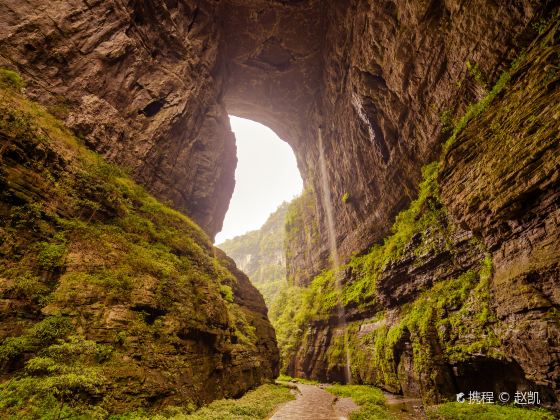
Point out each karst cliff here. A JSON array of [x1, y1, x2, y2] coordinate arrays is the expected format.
[[0, 0, 559, 416]]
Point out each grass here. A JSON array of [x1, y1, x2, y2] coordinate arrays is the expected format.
[[276, 374, 319, 385], [111, 384, 295, 420], [427, 402, 556, 419], [0, 68, 25, 91], [326, 384, 390, 420]]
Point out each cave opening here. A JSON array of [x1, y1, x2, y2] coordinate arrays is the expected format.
[[215, 116, 303, 245]]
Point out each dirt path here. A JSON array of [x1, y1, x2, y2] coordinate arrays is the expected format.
[[270, 383, 358, 420]]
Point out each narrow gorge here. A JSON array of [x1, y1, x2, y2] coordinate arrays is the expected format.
[[0, 0, 559, 418]]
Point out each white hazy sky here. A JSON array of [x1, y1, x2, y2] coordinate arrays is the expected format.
[[215, 116, 303, 244]]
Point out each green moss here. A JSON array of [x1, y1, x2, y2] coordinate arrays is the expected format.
[[112, 384, 294, 420], [326, 384, 390, 420], [0, 68, 25, 91], [439, 108, 454, 133], [443, 51, 528, 153], [271, 161, 446, 372], [0, 65, 273, 416], [36, 238, 67, 270], [426, 402, 555, 419], [276, 374, 318, 385], [219, 284, 234, 303], [0, 335, 110, 419], [466, 60, 486, 88]]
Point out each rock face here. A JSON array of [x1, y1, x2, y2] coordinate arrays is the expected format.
[[279, 17, 560, 409], [285, 0, 547, 283], [439, 25, 560, 404], [1, 0, 559, 413], [219, 202, 289, 305], [0, 81, 277, 416], [0, 0, 548, 261], [0, 0, 236, 239]]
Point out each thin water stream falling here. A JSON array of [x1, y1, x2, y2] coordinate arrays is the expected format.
[[317, 127, 352, 384]]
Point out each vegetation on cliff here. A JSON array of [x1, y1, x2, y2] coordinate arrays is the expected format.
[[270, 15, 560, 413], [219, 202, 289, 305], [0, 71, 277, 418]]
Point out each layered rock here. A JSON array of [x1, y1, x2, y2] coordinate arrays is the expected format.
[[279, 17, 560, 409], [440, 23, 560, 403], [0, 81, 277, 416], [286, 0, 548, 283], [1, 0, 558, 413], [0, 0, 235, 239]]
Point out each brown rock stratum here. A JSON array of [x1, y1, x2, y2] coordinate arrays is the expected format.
[[1, 0, 559, 412]]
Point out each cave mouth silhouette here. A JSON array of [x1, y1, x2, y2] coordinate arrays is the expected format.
[[215, 115, 303, 244]]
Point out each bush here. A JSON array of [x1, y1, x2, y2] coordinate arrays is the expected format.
[[0, 68, 25, 91], [326, 384, 389, 420], [219, 284, 234, 303], [37, 240, 67, 270]]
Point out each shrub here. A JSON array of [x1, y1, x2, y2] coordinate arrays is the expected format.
[[37, 240, 67, 270], [327, 384, 389, 420], [219, 284, 234, 303], [0, 68, 25, 91]]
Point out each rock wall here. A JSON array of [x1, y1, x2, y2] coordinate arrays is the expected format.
[[281, 17, 560, 408], [0, 81, 277, 416], [286, 0, 548, 284], [1, 0, 558, 412], [0, 0, 235, 239]]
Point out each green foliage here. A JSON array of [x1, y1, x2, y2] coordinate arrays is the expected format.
[[531, 9, 560, 35], [112, 384, 294, 419], [271, 161, 444, 371], [343, 161, 441, 307], [426, 402, 555, 419], [0, 68, 25, 91], [443, 53, 526, 153], [36, 239, 67, 270], [275, 374, 318, 385], [5, 272, 51, 305], [0, 335, 110, 419], [326, 384, 390, 420], [466, 60, 486, 88], [439, 108, 454, 133], [0, 315, 73, 366], [0, 68, 270, 417], [341, 192, 350, 203], [219, 284, 234, 303]]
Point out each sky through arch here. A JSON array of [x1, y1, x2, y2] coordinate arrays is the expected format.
[[215, 116, 303, 244]]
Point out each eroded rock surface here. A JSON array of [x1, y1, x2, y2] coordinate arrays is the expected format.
[[0, 0, 235, 239], [0, 83, 277, 415]]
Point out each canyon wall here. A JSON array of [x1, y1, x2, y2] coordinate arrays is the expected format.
[[1, 0, 558, 413], [281, 13, 560, 409], [0, 0, 235, 239], [0, 78, 278, 416], [286, 0, 547, 284]]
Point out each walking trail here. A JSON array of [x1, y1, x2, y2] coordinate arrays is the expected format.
[[269, 383, 358, 420]]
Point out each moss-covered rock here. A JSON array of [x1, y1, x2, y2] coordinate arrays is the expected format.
[[0, 75, 278, 417]]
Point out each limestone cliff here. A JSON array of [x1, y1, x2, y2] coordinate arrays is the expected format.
[[276, 16, 560, 409], [0, 77, 278, 416], [0, 0, 558, 415], [0, 0, 235, 239]]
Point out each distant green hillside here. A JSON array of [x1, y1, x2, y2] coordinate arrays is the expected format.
[[219, 202, 289, 305]]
